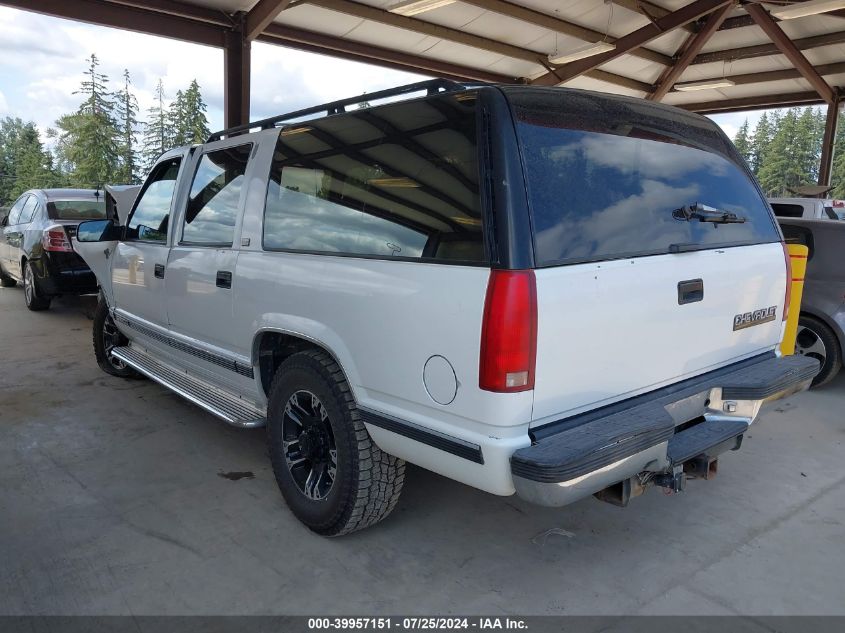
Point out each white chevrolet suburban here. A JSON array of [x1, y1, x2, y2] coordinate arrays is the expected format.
[[74, 80, 819, 536]]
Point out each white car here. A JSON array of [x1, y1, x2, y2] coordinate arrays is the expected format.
[[768, 197, 840, 220], [74, 80, 819, 536]]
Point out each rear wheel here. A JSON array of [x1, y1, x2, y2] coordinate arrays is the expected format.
[[267, 349, 405, 536], [795, 315, 842, 388], [92, 297, 139, 378], [23, 261, 50, 311]]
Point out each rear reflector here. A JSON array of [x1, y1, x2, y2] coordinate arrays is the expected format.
[[42, 225, 73, 253], [479, 270, 537, 393], [781, 242, 791, 321]]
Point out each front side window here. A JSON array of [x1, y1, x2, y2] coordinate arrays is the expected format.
[[182, 144, 251, 246], [128, 158, 182, 242], [263, 92, 485, 263]]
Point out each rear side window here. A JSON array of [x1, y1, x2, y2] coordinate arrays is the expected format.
[[506, 88, 780, 267], [263, 92, 485, 263], [183, 144, 251, 246], [18, 196, 38, 224], [7, 196, 27, 224], [128, 158, 181, 242], [771, 203, 805, 218]]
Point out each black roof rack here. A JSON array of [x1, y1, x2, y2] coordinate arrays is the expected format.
[[207, 78, 469, 143]]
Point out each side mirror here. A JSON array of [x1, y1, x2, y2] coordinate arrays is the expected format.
[[77, 219, 122, 242]]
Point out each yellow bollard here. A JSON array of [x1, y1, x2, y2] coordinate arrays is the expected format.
[[780, 243, 808, 356]]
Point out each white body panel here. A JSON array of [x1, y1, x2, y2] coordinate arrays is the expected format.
[[233, 252, 534, 495], [532, 244, 786, 423]]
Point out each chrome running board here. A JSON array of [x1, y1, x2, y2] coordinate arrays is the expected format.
[[111, 346, 265, 428]]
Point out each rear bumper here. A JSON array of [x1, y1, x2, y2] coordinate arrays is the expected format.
[[511, 354, 819, 507], [31, 254, 98, 296]]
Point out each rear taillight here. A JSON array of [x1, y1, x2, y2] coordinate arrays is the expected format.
[[782, 242, 791, 321], [479, 270, 537, 393], [42, 225, 73, 253]]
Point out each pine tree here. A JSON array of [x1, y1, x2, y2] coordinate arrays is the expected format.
[[733, 119, 752, 167], [0, 119, 57, 200], [0, 117, 28, 204], [167, 89, 188, 147], [758, 109, 800, 196], [54, 53, 121, 188], [749, 112, 773, 175], [141, 79, 169, 174], [114, 69, 140, 184], [182, 80, 210, 144]]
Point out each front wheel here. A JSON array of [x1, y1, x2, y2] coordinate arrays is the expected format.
[[795, 315, 842, 388], [23, 261, 50, 311], [92, 297, 139, 378], [267, 350, 405, 536]]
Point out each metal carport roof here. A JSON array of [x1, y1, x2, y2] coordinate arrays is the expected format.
[[3, 0, 844, 183]]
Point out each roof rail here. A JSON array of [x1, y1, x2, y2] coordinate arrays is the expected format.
[[207, 78, 467, 143]]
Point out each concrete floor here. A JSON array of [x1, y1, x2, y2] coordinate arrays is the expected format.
[[1, 286, 843, 617]]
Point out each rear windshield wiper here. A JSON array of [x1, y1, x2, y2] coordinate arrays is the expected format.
[[672, 203, 747, 224]]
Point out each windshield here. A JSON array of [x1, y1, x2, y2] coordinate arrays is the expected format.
[[48, 199, 107, 220], [505, 88, 781, 267]]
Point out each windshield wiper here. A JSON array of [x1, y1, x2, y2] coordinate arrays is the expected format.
[[672, 203, 746, 224]]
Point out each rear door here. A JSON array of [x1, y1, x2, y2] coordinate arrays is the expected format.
[[164, 140, 253, 378], [504, 88, 786, 423]]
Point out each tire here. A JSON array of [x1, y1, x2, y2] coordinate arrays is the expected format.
[[796, 314, 842, 388], [23, 260, 50, 311], [92, 297, 140, 378], [267, 349, 405, 536]]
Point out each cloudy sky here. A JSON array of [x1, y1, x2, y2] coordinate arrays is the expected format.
[[0, 5, 769, 145]]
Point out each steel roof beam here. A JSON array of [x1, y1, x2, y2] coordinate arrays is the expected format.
[[819, 93, 841, 186], [0, 0, 226, 46], [301, 0, 654, 90], [693, 29, 845, 65], [533, 0, 732, 86], [648, 3, 731, 101], [258, 24, 516, 83], [457, 0, 672, 66], [613, 0, 697, 33], [678, 89, 828, 114], [245, 0, 293, 40], [745, 3, 835, 104]]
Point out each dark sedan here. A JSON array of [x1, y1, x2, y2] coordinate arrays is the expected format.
[[779, 217, 845, 387], [0, 188, 106, 310]]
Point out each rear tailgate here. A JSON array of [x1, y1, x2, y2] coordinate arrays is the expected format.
[[532, 244, 785, 420], [502, 87, 786, 424]]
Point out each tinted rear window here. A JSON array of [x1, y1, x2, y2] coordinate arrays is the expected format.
[[48, 199, 107, 220], [505, 88, 780, 267]]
